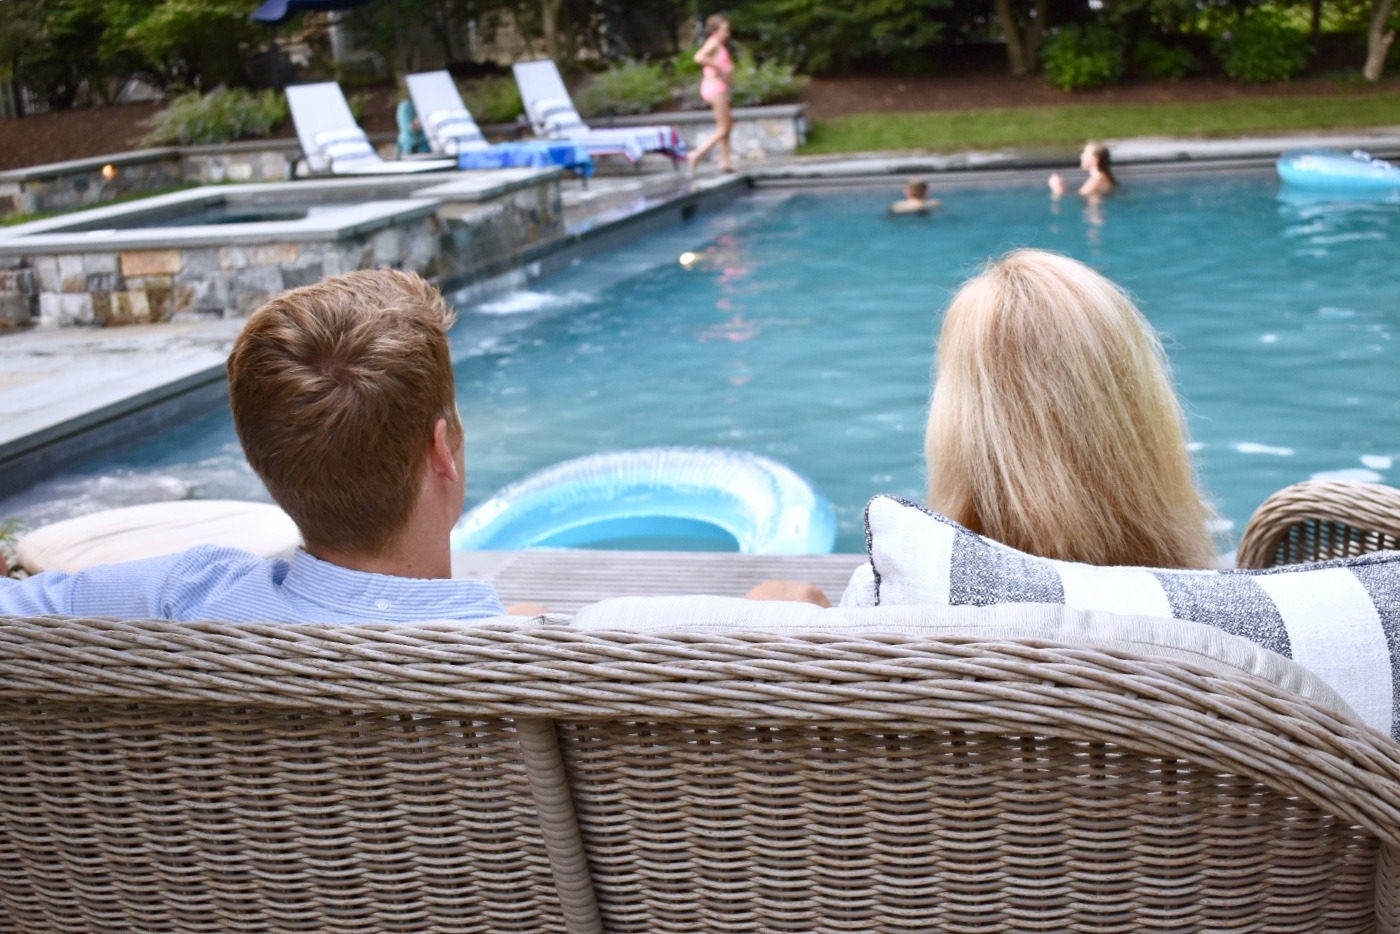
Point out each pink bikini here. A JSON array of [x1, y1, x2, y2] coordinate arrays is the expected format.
[[700, 44, 733, 105]]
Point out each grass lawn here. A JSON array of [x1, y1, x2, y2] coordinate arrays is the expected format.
[[803, 92, 1400, 154]]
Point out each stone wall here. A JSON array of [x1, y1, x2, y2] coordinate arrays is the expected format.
[[180, 143, 300, 185], [612, 104, 807, 163], [2, 173, 563, 328], [0, 152, 184, 217], [0, 262, 33, 332]]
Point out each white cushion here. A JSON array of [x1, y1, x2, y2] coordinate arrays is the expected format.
[[427, 109, 479, 136], [856, 494, 1400, 739], [573, 595, 1356, 722], [17, 500, 301, 574], [313, 127, 369, 147], [534, 97, 584, 133], [311, 128, 376, 165]]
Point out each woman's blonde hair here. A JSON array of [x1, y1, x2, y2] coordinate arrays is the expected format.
[[925, 249, 1216, 568]]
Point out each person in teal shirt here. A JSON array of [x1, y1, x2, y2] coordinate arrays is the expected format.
[[397, 98, 430, 155]]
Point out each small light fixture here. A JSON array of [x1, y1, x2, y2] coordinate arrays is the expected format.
[[100, 163, 118, 181]]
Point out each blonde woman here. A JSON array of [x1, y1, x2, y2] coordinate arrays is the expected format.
[[687, 14, 737, 174], [747, 249, 1216, 607], [1049, 141, 1117, 199], [923, 248, 1214, 569]]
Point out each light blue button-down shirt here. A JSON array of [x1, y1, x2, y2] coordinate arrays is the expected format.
[[0, 545, 505, 623]]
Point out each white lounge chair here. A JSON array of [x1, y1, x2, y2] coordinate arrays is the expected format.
[[512, 60, 686, 166], [402, 70, 594, 177], [285, 82, 456, 176], [403, 71, 494, 156]]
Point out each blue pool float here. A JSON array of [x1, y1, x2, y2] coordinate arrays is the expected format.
[[452, 447, 837, 554], [1276, 149, 1400, 190]]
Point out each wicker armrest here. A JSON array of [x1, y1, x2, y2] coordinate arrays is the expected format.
[[1236, 479, 1400, 569]]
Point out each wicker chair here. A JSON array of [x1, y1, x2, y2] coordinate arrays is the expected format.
[[1236, 479, 1400, 569], [0, 614, 1394, 933]]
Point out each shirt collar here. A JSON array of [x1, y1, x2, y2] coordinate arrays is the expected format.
[[280, 549, 505, 620]]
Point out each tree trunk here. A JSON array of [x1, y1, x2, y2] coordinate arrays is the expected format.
[[1024, 0, 1048, 74], [541, 0, 563, 63], [1310, 0, 1323, 43], [1365, 0, 1396, 80], [995, 0, 1028, 75]]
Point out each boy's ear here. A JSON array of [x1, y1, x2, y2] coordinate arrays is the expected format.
[[428, 418, 459, 481]]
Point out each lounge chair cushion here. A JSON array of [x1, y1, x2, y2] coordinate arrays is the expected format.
[[313, 128, 376, 165], [534, 97, 586, 134], [850, 493, 1400, 740], [572, 595, 1356, 722], [426, 109, 487, 150]]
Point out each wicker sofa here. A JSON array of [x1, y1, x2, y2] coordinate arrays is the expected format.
[[0, 600, 1396, 934]]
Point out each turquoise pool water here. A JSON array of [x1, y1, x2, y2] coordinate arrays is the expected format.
[[6, 169, 1399, 554]]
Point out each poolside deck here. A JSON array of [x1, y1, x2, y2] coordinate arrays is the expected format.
[[453, 549, 866, 613]]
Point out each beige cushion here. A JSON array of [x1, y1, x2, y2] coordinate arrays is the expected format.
[[572, 595, 1357, 722], [17, 500, 301, 574]]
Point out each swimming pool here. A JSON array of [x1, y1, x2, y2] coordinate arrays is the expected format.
[[5, 168, 1399, 554]]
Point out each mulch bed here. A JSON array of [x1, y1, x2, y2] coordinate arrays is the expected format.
[[0, 72, 1395, 172]]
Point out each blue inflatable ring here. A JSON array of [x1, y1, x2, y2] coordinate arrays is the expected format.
[[1277, 149, 1400, 190], [452, 447, 837, 554]]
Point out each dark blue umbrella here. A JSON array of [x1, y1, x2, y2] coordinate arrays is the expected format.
[[252, 0, 377, 25]]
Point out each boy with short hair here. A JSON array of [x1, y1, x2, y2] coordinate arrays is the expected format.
[[0, 269, 509, 623]]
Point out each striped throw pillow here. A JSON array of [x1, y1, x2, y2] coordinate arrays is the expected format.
[[861, 494, 1400, 740]]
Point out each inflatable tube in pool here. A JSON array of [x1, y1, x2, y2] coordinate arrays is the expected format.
[[452, 447, 837, 554], [1277, 149, 1400, 190]]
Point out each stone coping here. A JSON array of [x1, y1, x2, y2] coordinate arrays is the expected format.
[[747, 129, 1400, 183], [0, 195, 441, 254], [0, 167, 558, 254], [604, 103, 805, 129], [0, 148, 183, 183]]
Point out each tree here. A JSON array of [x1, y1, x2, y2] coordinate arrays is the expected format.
[[731, 0, 953, 74], [116, 0, 265, 89], [993, 0, 1048, 75], [1364, 0, 1395, 78]]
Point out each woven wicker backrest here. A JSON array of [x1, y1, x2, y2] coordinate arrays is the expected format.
[[1237, 479, 1400, 568], [0, 616, 1395, 933], [0, 618, 576, 934]]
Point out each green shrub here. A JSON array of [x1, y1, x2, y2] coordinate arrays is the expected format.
[[462, 75, 522, 124], [347, 92, 369, 123], [669, 50, 703, 85], [1132, 37, 1196, 81], [1214, 13, 1311, 82], [1042, 24, 1126, 92], [730, 52, 808, 106], [143, 87, 287, 146], [578, 60, 674, 116]]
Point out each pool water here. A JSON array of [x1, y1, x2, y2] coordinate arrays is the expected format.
[[6, 170, 1400, 554]]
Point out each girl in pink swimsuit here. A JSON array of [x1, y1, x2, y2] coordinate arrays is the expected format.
[[688, 15, 737, 174]]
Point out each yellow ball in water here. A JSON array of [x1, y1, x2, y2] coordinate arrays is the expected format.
[[678, 251, 700, 269]]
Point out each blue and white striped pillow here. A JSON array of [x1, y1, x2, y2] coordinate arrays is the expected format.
[[861, 494, 1400, 740]]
